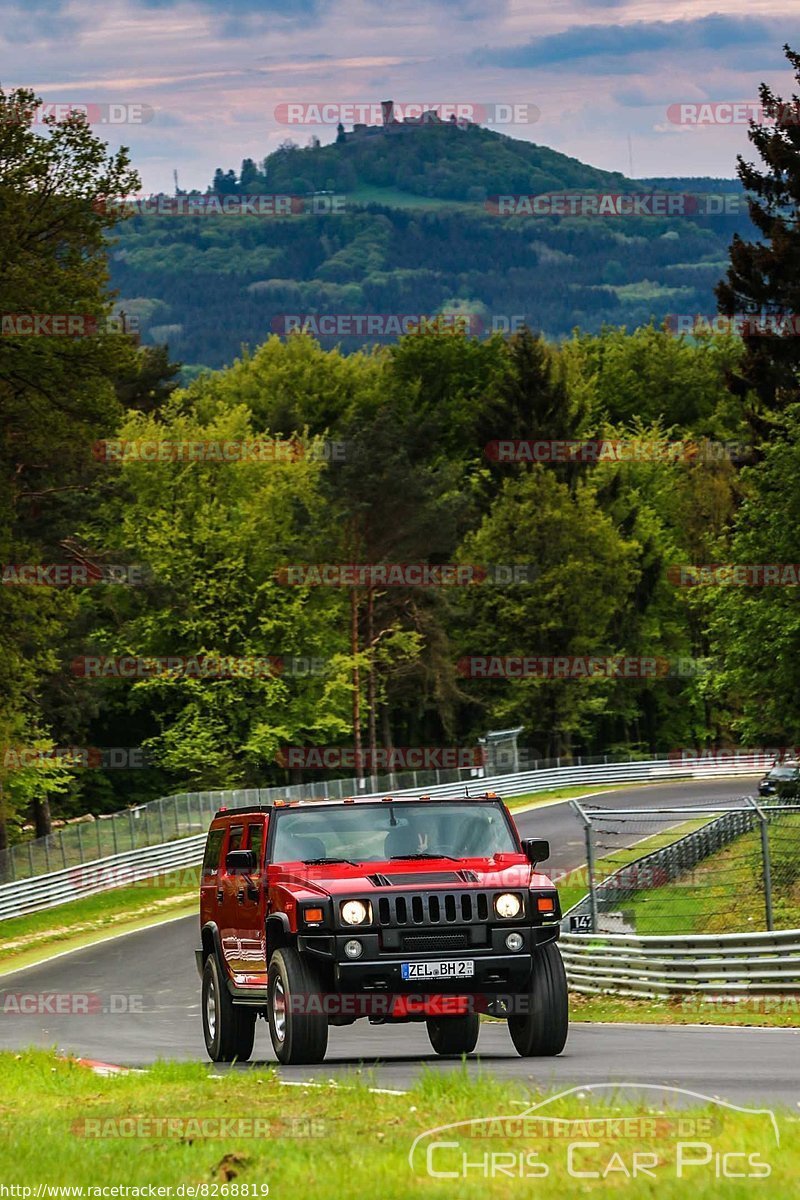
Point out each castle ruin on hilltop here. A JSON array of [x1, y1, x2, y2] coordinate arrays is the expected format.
[[339, 100, 469, 142]]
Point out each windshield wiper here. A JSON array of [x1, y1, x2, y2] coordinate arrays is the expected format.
[[301, 857, 359, 866], [389, 853, 458, 861]]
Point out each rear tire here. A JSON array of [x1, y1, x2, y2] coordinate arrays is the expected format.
[[202, 955, 256, 1063], [507, 941, 568, 1056], [267, 947, 329, 1064], [426, 1012, 480, 1056]]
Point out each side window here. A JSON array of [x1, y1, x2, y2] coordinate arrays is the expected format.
[[202, 828, 224, 876], [228, 825, 244, 853], [248, 823, 265, 869]]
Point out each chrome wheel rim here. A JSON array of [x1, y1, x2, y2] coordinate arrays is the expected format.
[[206, 973, 217, 1040], [272, 977, 286, 1042]]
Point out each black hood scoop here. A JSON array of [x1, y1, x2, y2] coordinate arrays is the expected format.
[[366, 871, 463, 887]]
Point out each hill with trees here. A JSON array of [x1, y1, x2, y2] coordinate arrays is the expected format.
[[110, 122, 753, 373]]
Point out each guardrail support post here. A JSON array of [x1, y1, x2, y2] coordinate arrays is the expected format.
[[748, 798, 774, 931], [571, 800, 598, 933]]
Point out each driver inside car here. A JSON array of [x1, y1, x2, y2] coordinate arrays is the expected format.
[[384, 819, 431, 857]]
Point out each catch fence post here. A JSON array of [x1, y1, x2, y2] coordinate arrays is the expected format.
[[747, 797, 774, 931], [571, 799, 598, 933]]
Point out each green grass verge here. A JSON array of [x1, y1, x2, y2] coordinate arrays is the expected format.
[[0, 868, 198, 973], [0, 1050, 794, 1197], [622, 825, 800, 935], [569, 992, 800, 1028]]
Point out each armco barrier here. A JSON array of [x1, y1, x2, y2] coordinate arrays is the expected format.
[[560, 928, 800, 997], [0, 836, 206, 921], [0, 755, 764, 920]]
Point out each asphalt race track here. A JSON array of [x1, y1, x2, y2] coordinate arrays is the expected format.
[[2, 776, 797, 1106]]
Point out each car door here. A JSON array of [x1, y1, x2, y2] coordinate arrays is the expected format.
[[233, 819, 268, 979], [219, 823, 245, 972], [199, 824, 225, 926]]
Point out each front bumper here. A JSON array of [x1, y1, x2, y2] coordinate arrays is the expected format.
[[298, 923, 558, 993]]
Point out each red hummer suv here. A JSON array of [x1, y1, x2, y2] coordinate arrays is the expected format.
[[196, 792, 567, 1064]]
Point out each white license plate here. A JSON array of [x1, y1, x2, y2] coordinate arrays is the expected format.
[[401, 960, 475, 980]]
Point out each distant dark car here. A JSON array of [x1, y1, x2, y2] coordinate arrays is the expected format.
[[758, 763, 800, 797]]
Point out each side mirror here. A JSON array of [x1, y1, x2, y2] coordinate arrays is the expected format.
[[521, 838, 550, 865], [226, 848, 256, 874]]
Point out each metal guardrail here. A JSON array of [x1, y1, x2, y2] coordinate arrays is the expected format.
[[0, 755, 766, 921], [355, 755, 766, 802], [0, 836, 207, 921], [561, 928, 800, 997]]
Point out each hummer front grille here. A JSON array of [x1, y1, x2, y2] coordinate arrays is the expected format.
[[376, 891, 490, 926]]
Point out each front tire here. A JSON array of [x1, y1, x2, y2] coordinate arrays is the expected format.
[[507, 941, 568, 1056], [202, 955, 256, 1063], [267, 947, 329, 1065], [426, 1012, 480, 1056]]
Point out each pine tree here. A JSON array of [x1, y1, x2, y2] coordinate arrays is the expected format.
[[716, 44, 800, 426]]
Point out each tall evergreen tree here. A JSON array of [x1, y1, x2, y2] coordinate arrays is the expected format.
[[716, 44, 800, 428]]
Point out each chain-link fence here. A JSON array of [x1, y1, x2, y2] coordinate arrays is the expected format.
[[0, 751, 643, 884], [0, 763, 501, 883], [0, 748, 743, 885], [567, 799, 800, 935]]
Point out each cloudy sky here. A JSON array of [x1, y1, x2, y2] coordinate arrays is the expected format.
[[5, 0, 800, 192]]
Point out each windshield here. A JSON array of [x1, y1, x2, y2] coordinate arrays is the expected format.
[[270, 802, 518, 863], [769, 767, 798, 779]]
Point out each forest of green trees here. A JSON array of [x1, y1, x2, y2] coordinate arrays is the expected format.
[[3, 50, 800, 848]]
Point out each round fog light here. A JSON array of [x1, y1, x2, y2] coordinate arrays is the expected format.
[[506, 932, 524, 952], [344, 940, 363, 959]]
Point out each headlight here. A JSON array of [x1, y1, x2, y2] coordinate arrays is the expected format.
[[495, 892, 522, 918], [341, 899, 370, 925]]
